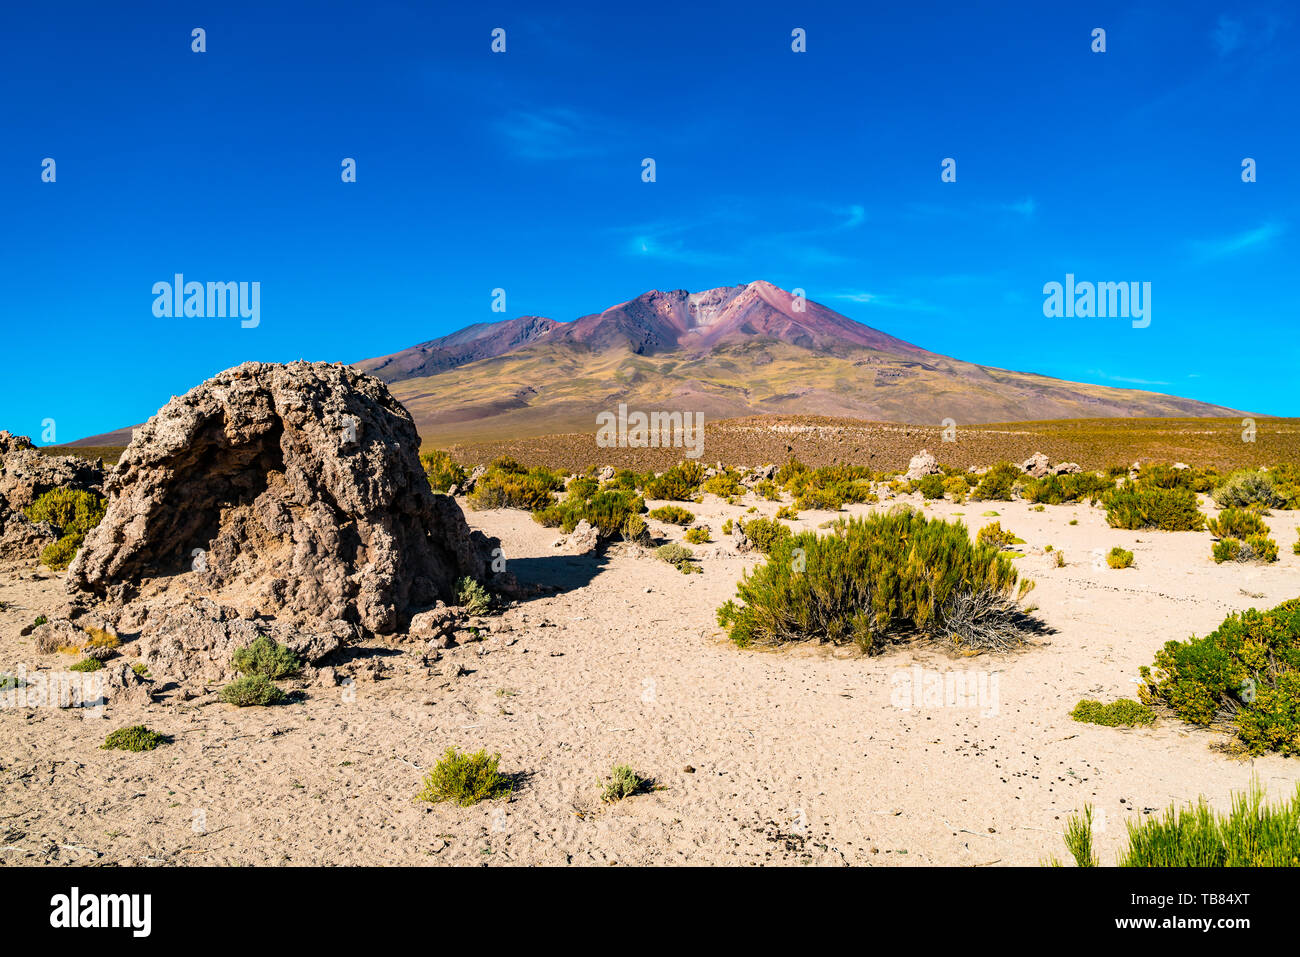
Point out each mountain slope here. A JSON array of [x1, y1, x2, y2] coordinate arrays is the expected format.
[[355, 314, 560, 383], [360, 282, 1245, 445]]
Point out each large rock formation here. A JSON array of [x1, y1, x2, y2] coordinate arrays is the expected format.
[[67, 362, 508, 645], [0, 431, 105, 561]]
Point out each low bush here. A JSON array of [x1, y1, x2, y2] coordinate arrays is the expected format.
[[219, 674, 286, 707], [419, 449, 467, 493], [1212, 470, 1283, 512], [1102, 483, 1204, 531], [1106, 546, 1134, 569], [467, 460, 564, 511], [717, 507, 1033, 654], [1054, 782, 1300, 867], [1139, 599, 1300, 754], [916, 474, 946, 500], [648, 505, 694, 526], [655, 542, 699, 573], [231, 635, 300, 679], [1207, 507, 1268, 540], [684, 527, 711, 544], [1070, 699, 1153, 727], [774, 505, 798, 521], [1139, 463, 1218, 493], [943, 475, 969, 503], [455, 576, 494, 615], [69, 657, 102, 673], [418, 748, 512, 806], [24, 488, 107, 571], [740, 517, 792, 554], [644, 462, 706, 501], [970, 462, 1021, 502], [701, 472, 744, 498], [1212, 535, 1278, 564], [102, 725, 168, 752], [600, 764, 655, 803], [754, 479, 781, 501], [975, 521, 1023, 550], [1021, 472, 1113, 505]]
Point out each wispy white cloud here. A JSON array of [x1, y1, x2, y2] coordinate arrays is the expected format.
[[829, 290, 942, 314], [494, 107, 605, 161], [1190, 221, 1285, 260], [1087, 369, 1172, 387]]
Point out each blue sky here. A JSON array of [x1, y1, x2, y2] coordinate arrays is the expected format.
[[1, 0, 1295, 442]]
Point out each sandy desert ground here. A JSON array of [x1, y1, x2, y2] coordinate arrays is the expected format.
[[2, 489, 1299, 867]]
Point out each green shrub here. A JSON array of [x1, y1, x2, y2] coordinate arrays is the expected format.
[[741, 517, 793, 554], [418, 748, 512, 806], [1106, 546, 1134, 569], [1139, 463, 1218, 493], [219, 674, 286, 707], [420, 450, 467, 493], [456, 576, 494, 614], [69, 657, 102, 672], [602, 468, 640, 491], [231, 635, 300, 679], [644, 462, 706, 501], [916, 474, 946, 500], [774, 505, 798, 521], [717, 508, 1033, 654], [701, 472, 744, 498], [971, 462, 1020, 501], [655, 542, 698, 573], [943, 475, 969, 503], [1102, 483, 1204, 531], [754, 479, 781, 501], [1213, 470, 1283, 511], [467, 462, 564, 511], [600, 764, 654, 803], [102, 725, 167, 752], [1055, 782, 1300, 867], [24, 488, 107, 570], [1212, 534, 1277, 564], [1207, 507, 1268, 541], [534, 487, 645, 539], [684, 527, 711, 544], [621, 512, 650, 544], [976, 521, 1023, 550], [1070, 699, 1153, 726], [648, 505, 694, 526], [1021, 472, 1113, 505], [721, 518, 734, 536], [1139, 599, 1300, 753]]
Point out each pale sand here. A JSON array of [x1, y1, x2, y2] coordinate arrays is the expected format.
[[2, 493, 1299, 866]]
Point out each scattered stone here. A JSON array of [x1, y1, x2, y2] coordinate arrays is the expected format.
[[904, 450, 940, 481], [1050, 462, 1082, 475], [1019, 452, 1051, 478]]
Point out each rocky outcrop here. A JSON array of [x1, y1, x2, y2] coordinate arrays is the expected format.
[[904, 450, 940, 481], [66, 361, 510, 645], [1019, 452, 1051, 478], [0, 431, 104, 561]]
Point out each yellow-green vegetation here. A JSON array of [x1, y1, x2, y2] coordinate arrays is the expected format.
[[23, 488, 107, 571], [721, 518, 734, 536], [419, 449, 468, 493], [1106, 546, 1134, 569], [740, 516, 793, 554], [701, 471, 744, 498], [971, 462, 1020, 501], [780, 459, 878, 510], [600, 764, 655, 803], [102, 725, 167, 752], [418, 748, 512, 806], [754, 479, 781, 501], [533, 480, 646, 540], [774, 504, 798, 520], [1102, 483, 1204, 531], [1140, 599, 1300, 754], [455, 576, 494, 614], [976, 521, 1024, 550], [718, 508, 1033, 654], [1020, 472, 1113, 504], [1212, 534, 1278, 564], [1212, 469, 1288, 511], [648, 504, 694, 526], [467, 457, 564, 511], [231, 634, 300, 679], [643, 461, 706, 501], [69, 657, 102, 672], [943, 475, 968, 503], [81, 626, 120, 657], [219, 673, 286, 707], [1054, 782, 1300, 867], [1054, 550, 1066, 567], [1070, 698, 1153, 727], [915, 474, 946, 500], [1207, 507, 1268, 540], [655, 542, 700, 574], [684, 526, 711, 544]]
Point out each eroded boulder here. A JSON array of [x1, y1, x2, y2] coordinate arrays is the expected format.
[[904, 449, 940, 481], [0, 431, 104, 561], [66, 361, 509, 645]]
